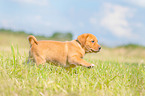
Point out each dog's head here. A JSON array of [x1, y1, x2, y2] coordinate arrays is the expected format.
[[77, 33, 101, 53]]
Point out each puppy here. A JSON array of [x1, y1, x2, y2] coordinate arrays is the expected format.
[[27, 33, 101, 68]]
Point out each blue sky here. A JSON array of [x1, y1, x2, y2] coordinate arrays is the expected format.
[[0, 0, 145, 47]]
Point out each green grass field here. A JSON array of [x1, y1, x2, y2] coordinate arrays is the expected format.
[[0, 31, 145, 96]]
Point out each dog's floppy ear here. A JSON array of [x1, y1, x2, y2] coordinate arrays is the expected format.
[[77, 34, 89, 47]]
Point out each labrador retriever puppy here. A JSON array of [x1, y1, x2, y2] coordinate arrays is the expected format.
[[27, 33, 101, 68]]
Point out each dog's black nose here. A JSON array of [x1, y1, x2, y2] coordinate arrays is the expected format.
[[99, 47, 101, 50]]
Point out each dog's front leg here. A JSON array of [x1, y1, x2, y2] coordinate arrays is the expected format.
[[69, 56, 94, 68]]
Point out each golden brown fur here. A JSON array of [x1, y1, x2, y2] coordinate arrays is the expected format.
[[27, 33, 101, 68]]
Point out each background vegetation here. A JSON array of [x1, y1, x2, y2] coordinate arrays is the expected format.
[[0, 29, 145, 96]]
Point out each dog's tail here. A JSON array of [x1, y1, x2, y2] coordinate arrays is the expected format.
[[27, 35, 38, 45]]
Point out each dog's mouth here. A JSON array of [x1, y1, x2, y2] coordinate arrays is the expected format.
[[91, 49, 100, 53], [87, 49, 100, 53], [85, 46, 101, 53]]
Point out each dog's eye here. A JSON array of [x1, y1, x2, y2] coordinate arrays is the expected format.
[[91, 41, 95, 43]]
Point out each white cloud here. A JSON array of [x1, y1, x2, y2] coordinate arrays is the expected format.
[[13, 0, 49, 6], [100, 3, 134, 38], [1, 20, 16, 29], [78, 22, 84, 27], [133, 22, 144, 28], [33, 15, 51, 27], [90, 18, 97, 25], [126, 0, 145, 7]]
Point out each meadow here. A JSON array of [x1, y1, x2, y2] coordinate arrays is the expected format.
[[0, 31, 145, 96]]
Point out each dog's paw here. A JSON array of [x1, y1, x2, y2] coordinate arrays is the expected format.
[[87, 64, 95, 68]]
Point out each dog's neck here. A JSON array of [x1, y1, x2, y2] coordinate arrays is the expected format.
[[75, 39, 89, 54], [76, 39, 81, 45], [75, 39, 86, 56]]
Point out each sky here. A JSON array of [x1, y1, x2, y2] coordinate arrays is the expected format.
[[0, 0, 145, 47]]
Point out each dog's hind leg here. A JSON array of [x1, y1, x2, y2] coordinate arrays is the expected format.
[[27, 57, 32, 64], [34, 56, 46, 66], [27, 51, 33, 64]]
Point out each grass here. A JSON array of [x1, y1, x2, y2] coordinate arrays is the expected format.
[[0, 31, 145, 96], [118, 44, 145, 49]]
